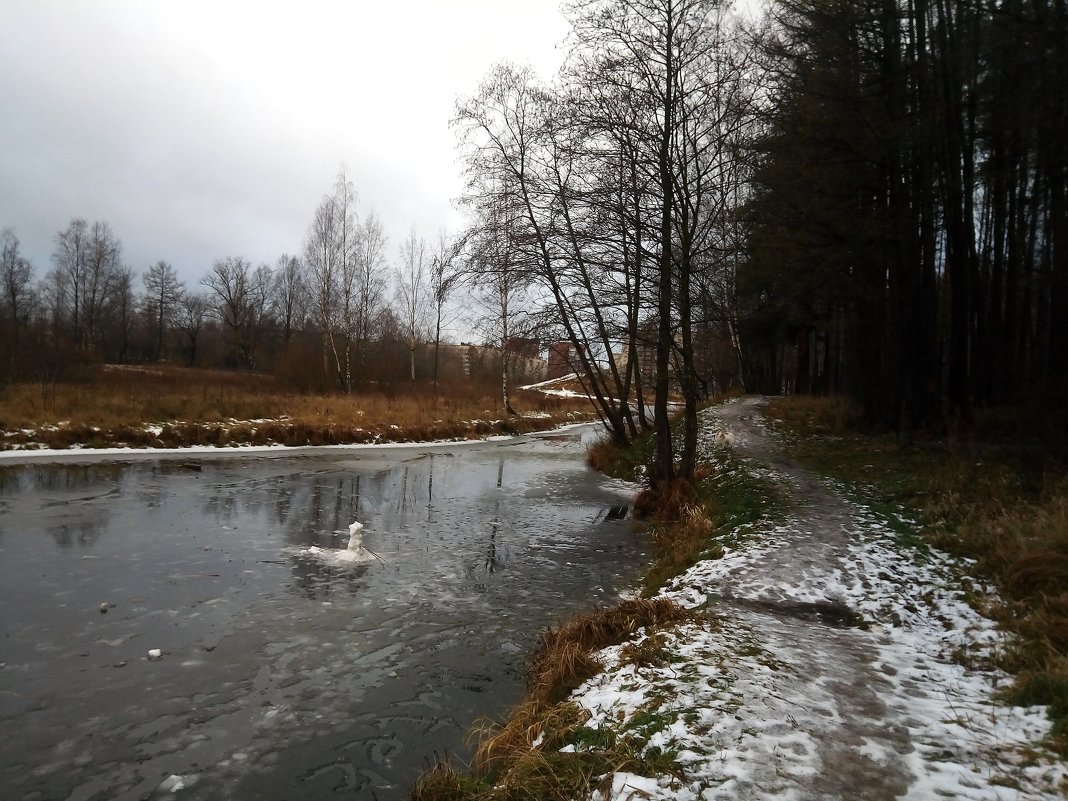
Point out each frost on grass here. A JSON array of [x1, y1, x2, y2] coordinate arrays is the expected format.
[[568, 401, 1067, 801]]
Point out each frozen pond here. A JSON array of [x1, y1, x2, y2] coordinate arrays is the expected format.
[[0, 428, 646, 800]]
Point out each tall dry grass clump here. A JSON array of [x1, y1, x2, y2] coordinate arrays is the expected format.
[[640, 504, 723, 595], [527, 599, 696, 707], [585, 438, 622, 474], [633, 477, 701, 521], [412, 760, 489, 801]]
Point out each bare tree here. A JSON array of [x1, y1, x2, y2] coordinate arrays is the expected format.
[[202, 256, 269, 368], [50, 218, 122, 351], [108, 265, 137, 362], [304, 168, 360, 390], [455, 63, 640, 439], [51, 218, 88, 340], [463, 194, 530, 415], [354, 210, 388, 375], [397, 227, 429, 382], [1, 228, 35, 351], [176, 292, 210, 366], [429, 229, 466, 388], [82, 221, 121, 350], [271, 253, 306, 344], [142, 261, 185, 361]]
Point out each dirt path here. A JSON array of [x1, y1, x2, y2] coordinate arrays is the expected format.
[[572, 397, 1066, 801], [707, 398, 919, 799]]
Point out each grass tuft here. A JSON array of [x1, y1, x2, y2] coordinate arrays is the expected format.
[[412, 760, 489, 801], [457, 598, 696, 797], [619, 632, 674, 668], [527, 599, 697, 709]]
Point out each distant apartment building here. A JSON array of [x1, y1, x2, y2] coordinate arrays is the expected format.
[[433, 340, 546, 385], [547, 341, 577, 379]]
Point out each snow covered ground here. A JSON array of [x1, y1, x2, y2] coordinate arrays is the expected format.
[[566, 398, 1067, 800]]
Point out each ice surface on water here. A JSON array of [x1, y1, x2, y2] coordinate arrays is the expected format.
[[0, 428, 644, 801]]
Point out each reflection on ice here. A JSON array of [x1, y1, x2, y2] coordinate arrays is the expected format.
[[290, 555, 370, 601]]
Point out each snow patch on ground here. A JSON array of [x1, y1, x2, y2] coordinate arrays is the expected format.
[[564, 402, 1067, 800]]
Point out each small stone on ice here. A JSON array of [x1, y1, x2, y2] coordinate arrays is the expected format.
[[148, 649, 163, 660]]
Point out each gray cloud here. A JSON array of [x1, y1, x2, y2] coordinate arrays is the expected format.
[[0, 0, 568, 288]]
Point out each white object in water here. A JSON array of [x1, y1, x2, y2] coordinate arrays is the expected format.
[[148, 648, 163, 660], [335, 520, 374, 563], [303, 520, 375, 564]]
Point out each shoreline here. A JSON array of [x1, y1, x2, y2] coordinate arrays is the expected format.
[[0, 418, 603, 466]]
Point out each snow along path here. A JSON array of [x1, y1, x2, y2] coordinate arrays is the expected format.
[[571, 396, 1067, 801]]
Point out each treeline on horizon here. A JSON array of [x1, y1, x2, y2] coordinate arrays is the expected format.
[[0, 177, 536, 396], [2, 0, 1064, 481]]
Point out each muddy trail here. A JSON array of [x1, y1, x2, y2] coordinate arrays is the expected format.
[[705, 398, 918, 798], [572, 397, 1065, 800]]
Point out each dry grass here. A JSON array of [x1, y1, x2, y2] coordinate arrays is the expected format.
[[630, 455, 771, 598], [639, 504, 725, 595], [466, 598, 696, 788], [633, 474, 714, 521], [412, 761, 488, 801], [619, 632, 673, 669], [0, 365, 596, 449], [414, 599, 696, 800], [764, 393, 862, 435], [584, 437, 622, 474], [527, 599, 697, 708], [470, 701, 593, 778]]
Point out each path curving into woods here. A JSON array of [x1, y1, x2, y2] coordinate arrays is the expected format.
[[572, 397, 1066, 801]]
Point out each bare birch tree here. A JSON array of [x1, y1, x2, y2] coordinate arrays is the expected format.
[[464, 193, 530, 415], [304, 168, 360, 390], [355, 210, 388, 375]]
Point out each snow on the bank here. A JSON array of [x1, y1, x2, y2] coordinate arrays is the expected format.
[[565, 406, 1067, 801]]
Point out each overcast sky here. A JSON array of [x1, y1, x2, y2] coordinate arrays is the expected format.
[[0, 0, 572, 287]]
